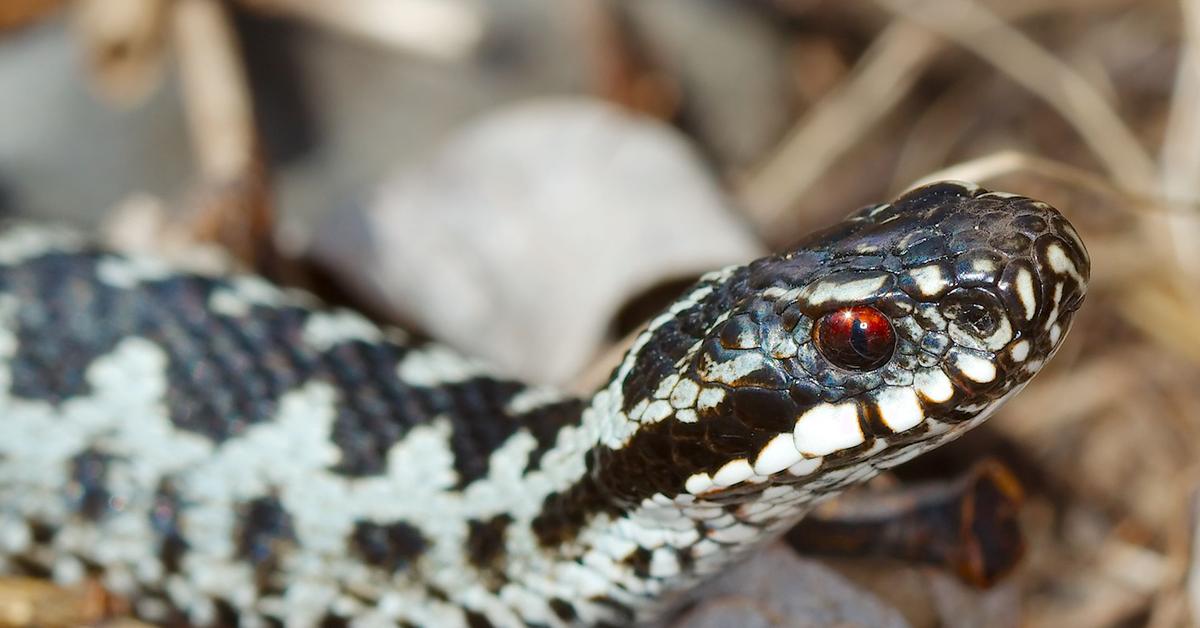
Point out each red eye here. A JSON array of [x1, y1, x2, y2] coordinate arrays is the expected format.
[[812, 306, 895, 371]]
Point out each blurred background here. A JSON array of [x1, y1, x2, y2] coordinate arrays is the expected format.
[[2, 0, 1200, 626]]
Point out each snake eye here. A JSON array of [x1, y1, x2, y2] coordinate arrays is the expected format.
[[812, 306, 895, 371]]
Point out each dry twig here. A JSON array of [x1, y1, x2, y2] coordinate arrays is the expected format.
[[236, 0, 484, 61], [172, 0, 273, 268], [1155, 0, 1200, 277], [71, 0, 169, 107], [740, 21, 939, 230], [873, 0, 1157, 194]]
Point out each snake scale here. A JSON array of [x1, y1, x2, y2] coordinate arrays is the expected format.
[[0, 181, 1089, 627]]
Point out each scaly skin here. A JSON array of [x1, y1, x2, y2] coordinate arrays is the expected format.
[[0, 181, 1088, 626]]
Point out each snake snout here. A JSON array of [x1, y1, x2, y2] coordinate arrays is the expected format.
[[971, 198, 1091, 379], [997, 202, 1089, 334]]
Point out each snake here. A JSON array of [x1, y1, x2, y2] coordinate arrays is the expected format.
[[0, 181, 1089, 627]]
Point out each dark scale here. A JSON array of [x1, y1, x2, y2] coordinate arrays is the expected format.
[[465, 609, 496, 628], [6, 253, 129, 402], [548, 598, 578, 622], [521, 398, 587, 474], [236, 496, 295, 566], [587, 595, 636, 627], [318, 612, 350, 628], [617, 270, 749, 414], [149, 481, 189, 574], [0, 250, 556, 491], [235, 496, 297, 599], [67, 449, 113, 520], [212, 599, 246, 627], [623, 547, 653, 578], [351, 520, 428, 572], [442, 378, 530, 488], [325, 339, 427, 477], [466, 514, 513, 571]]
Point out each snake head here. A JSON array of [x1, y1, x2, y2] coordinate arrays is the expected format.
[[640, 181, 1089, 500]]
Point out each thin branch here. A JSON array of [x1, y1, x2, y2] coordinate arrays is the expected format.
[[1156, 0, 1200, 276], [740, 21, 940, 229], [906, 150, 1136, 200], [874, 0, 1157, 194], [236, 0, 485, 61], [72, 0, 168, 107], [173, 0, 255, 184], [172, 0, 274, 268]]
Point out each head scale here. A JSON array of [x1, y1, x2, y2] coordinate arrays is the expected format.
[[591, 181, 1088, 510]]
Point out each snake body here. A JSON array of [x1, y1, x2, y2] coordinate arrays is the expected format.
[[0, 182, 1088, 626]]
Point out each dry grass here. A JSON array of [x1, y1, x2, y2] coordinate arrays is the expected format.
[[739, 1, 1200, 625]]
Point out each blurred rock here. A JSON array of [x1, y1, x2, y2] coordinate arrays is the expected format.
[[310, 98, 764, 384], [0, 17, 190, 224], [621, 0, 793, 169], [669, 545, 910, 628]]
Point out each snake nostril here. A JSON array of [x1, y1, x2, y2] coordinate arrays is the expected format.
[[1061, 285, 1087, 313], [958, 303, 997, 336], [990, 232, 1033, 256]]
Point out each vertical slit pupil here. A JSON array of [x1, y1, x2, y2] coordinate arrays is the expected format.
[[850, 318, 872, 357], [813, 305, 896, 371]]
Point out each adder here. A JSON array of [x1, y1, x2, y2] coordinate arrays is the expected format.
[[0, 181, 1089, 626]]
